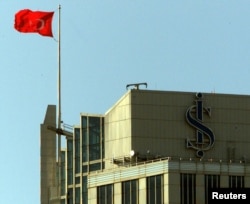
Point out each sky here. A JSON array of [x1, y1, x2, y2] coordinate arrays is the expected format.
[[1, 0, 250, 203]]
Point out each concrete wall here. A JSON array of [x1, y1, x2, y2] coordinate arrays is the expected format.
[[40, 105, 57, 204], [105, 90, 250, 162], [105, 92, 132, 168]]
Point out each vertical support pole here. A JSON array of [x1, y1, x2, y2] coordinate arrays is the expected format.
[[57, 4, 62, 201]]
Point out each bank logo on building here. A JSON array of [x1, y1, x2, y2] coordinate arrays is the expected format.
[[185, 93, 215, 157]]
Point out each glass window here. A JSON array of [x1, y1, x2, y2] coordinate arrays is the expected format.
[[97, 184, 113, 204], [106, 184, 113, 204], [81, 116, 104, 163], [89, 117, 101, 161], [81, 116, 87, 128], [180, 173, 196, 204], [75, 187, 80, 204], [147, 175, 163, 204], [205, 175, 220, 204], [67, 188, 73, 204], [81, 116, 88, 163], [74, 128, 81, 174], [229, 176, 244, 188], [82, 176, 88, 203], [122, 179, 138, 204], [75, 176, 80, 184], [89, 144, 101, 161], [60, 151, 66, 195], [82, 143, 87, 163], [102, 118, 105, 158], [82, 192, 87, 204], [82, 165, 88, 173], [67, 140, 73, 185], [89, 163, 101, 172]]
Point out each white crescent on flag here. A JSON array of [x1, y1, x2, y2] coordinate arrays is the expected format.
[[36, 19, 45, 30]]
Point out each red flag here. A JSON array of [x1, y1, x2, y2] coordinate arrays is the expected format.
[[14, 9, 54, 37]]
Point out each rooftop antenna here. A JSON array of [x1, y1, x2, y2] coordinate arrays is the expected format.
[[126, 82, 147, 90]]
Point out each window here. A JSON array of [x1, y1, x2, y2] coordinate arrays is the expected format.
[[205, 175, 220, 204], [82, 176, 88, 203], [122, 180, 138, 204], [74, 128, 81, 174], [75, 187, 80, 204], [81, 116, 104, 165], [180, 173, 196, 204], [67, 139, 73, 185], [89, 117, 101, 161], [102, 118, 105, 158], [89, 163, 101, 172], [82, 165, 88, 173], [67, 188, 73, 204], [229, 176, 244, 188], [147, 175, 163, 204], [75, 176, 80, 184], [82, 116, 88, 163], [97, 184, 113, 204], [60, 151, 66, 195]]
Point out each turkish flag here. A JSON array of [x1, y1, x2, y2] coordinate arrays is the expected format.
[[14, 9, 54, 37]]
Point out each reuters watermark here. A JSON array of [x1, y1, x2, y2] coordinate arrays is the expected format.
[[208, 188, 250, 204]]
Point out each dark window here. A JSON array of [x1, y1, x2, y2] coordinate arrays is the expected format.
[[147, 175, 163, 204], [75, 187, 80, 204], [89, 163, 101, 172], [81, 116, 88, 163], [75, 176, 80, 184], [67, 139, 73, 185], [60, 151, 66, 195], [67, 188, 73, 204], [82, 192, 87, 204], [97, 184, 113, 204], [89, 117, 101, 161], [81, 116, 104, 164], [82, 176, 88, 203], [82, 165, 88, 173], [205, 175, 220, 204], [74, 128, 80, 174], [102, 118, 105, 158], [229, 176, 244, 188], [122, 180, 138, 204], [180, 173, 196, 204]]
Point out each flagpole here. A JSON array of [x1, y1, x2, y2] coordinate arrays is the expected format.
[[57, 4, 62, 200]]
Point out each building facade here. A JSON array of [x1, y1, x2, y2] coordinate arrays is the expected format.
[[41, 89, 250, 204]]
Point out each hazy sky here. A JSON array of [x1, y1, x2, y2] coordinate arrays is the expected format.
[[1, 0, 250, 203]]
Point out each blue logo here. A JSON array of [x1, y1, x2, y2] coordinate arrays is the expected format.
[[186, 93, 215, 157]]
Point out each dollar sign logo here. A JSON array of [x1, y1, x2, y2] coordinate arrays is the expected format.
[[186, 93, 215, 157]]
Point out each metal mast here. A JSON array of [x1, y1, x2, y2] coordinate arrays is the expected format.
[[57, 4, 62, 201]]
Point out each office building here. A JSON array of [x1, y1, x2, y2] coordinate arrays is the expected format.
[[41, 88, 250, 204]]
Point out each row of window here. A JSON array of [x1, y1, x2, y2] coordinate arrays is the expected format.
[[97, 174, 245, 204], [181, 174, 244, 204], [97, 175, 163, 204], [65, 116, 105, 187]]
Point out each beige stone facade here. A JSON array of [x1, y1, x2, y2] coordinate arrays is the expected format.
[[41, 89, 250, 204], [88, 159, 250, 203], [40, 105, 59, 204], [105, 90, 250, 164]]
